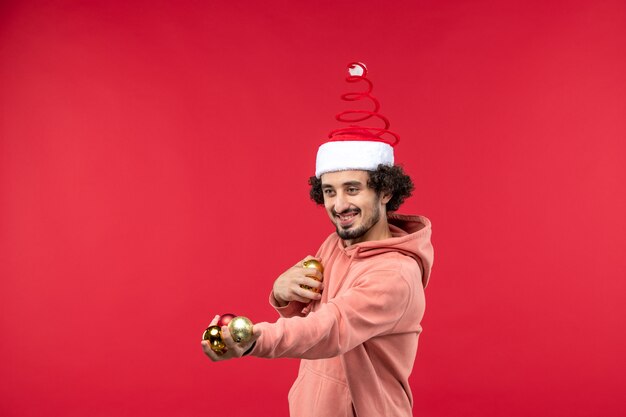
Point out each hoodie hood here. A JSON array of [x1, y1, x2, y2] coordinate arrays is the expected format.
[[342, 213, 434, 287]]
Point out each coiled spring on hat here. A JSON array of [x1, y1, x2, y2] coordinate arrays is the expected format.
[[328, 62, 400, 146]]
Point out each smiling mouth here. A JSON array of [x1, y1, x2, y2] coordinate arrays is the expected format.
[[335, 210, 360, 227]]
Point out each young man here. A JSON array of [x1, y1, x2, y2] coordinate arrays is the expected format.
[[202, 64, 434, 417]]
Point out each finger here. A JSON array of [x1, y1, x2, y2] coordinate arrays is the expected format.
[[292, 294, 315, 303], [251, 324, 261, 341], [294, 286, 322, 301], [301, 277, 323, 290], [302, 267, 323, 280], [208, 314, 220, 326], [201, 340, 223, 362], [221, 326, 246, 356], [301, 266, 323, 281]]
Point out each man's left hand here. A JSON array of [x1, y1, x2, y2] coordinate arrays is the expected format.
[[201, 315, 260, 362]]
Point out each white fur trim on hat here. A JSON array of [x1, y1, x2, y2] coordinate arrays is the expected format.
[[315, 141, 394, 178]]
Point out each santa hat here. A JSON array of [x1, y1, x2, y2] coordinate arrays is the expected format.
[[315, 62, 400, 178]]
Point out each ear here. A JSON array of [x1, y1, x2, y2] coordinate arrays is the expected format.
[[381, 192, 392, 205]]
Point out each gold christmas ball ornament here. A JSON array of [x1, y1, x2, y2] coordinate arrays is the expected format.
[[303, 259, 324, 273], [203, 325, 226, 354], [202, 326, 213, 341], [301, 259, 324, 292], [228, 316, 254, 343]]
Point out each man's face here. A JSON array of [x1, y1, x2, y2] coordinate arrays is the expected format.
[[320, 170, 390, 244]]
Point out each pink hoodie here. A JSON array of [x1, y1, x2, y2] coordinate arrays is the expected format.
[[251, 214, 434, 417]]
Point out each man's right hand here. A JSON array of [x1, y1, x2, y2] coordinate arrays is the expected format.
[[272, 256, 324, 307]]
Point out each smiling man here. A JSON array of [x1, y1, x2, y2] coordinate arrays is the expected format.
[[322, 171, 390, 243], [202, 63, 434, 417]]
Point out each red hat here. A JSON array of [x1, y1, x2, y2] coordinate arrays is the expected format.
[[315, 62, 399, 178]]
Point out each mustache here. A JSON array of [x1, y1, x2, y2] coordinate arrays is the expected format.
[[331, 208, 360, 216]]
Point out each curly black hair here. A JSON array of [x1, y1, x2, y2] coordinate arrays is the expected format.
[[308, 164, 415, 213]]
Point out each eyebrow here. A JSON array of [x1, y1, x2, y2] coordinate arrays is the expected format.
[[321, 181, 363, 189]]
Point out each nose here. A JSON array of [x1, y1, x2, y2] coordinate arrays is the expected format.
[[333, 192, 351, 213]]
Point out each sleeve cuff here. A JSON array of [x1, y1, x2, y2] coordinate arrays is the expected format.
[[242, 341, 257, 356]]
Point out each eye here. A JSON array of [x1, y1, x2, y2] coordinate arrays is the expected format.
[[323, 189, 335, 197], [347, 187, 359, 194]]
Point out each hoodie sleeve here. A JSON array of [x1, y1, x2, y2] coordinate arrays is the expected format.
[[251, 260, 423, 359]]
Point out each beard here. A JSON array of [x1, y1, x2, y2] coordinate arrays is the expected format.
[[334, 203, 381, 241]]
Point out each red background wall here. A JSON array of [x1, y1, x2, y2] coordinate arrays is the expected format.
[[1, 1, 625, 416]]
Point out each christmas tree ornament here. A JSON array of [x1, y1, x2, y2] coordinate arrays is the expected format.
[[303, 259, 324, 273], [301, 259, 324, 292], [203, 325, 226, 354], [228, 316, 254, 343], [217, 313, 236, 327]]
